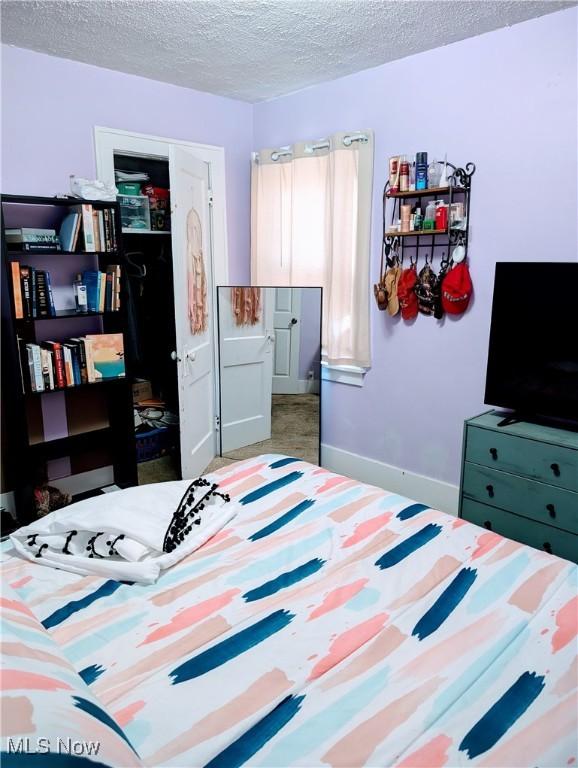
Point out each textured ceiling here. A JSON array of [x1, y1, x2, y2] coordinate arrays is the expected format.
[[1, 0, 574, 102]]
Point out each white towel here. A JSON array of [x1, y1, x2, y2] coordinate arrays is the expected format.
[[10, 478, 236, 584]]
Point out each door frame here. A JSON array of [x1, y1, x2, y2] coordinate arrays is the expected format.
[[94, 126, 229, 466]]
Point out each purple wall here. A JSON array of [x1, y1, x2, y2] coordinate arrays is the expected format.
[[253, 9, 578, 485], [1, 44, 252, 284], [298, 288, 322, 381]]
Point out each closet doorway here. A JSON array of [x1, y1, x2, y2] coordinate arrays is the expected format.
[[95, 128, 229, 481]]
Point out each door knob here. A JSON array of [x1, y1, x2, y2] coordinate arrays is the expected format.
[[170, 351, 181, 362], [290, 318, 298, 325], [186, 351, 196, 362]]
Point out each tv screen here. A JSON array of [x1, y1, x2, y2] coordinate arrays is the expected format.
[[485, 262, 578, 423]]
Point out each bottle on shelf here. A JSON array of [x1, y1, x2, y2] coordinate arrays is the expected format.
[[415, 152, 428, 190], [73, 274, 88, 314], [435, 201, 448, 230], [423, 201, 436, 230], [399, 156, 410, 192], [428, 158, 442, 188]]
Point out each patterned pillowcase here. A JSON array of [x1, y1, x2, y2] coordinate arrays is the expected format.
[[1, 579, 143, 767]]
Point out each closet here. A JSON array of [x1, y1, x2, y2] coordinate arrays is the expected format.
[[114, 153, 180, 483]]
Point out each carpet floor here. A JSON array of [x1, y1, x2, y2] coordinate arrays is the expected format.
[[138, 394, 320, 483]]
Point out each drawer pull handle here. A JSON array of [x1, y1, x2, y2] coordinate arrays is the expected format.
[[483, 520, 493, 531], [543, 542, 553, 555], [550, 463, 561, 477], [489, 448, 498, 460], [486, 484, 494, 498], [546, 503, 556, 519]]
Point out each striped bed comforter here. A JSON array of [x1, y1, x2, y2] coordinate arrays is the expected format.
[[2, 455, 577, 767]]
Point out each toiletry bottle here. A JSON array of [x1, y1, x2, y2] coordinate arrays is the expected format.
[[400, 204, 411, 232], [414, 207, 423, 230], [409, 160, 416, 191], [389, 156, 400, 194], [74, 274, 88, 313], [435, 201, 448, 231], [428, 158, 441, 188], [415, 152, 428, 190], [399, 156, 409, 192], [424, 201, 436, 230]]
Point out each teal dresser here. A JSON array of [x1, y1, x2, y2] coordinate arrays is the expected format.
[[459, 411, 578, 563]]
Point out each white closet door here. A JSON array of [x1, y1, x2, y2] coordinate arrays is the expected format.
[[272, 288, 301, 394], [169, 146, 216, 477], [219, 289, 274, 453]]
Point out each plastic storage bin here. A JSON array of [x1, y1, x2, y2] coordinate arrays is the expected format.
[[117, 181, 142, 196], [135, 426, 176, 462], [118, 195, 151, 231]]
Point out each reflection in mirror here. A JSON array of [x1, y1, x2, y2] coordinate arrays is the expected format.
[[216, 286, 321, 468]]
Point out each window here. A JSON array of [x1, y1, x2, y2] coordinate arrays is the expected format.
[[251, 130, 374, 372]]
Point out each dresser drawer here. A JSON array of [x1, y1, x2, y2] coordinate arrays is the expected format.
[[465, 426, 578, 492], [461, 498, 578, 563], [462, 462, 578, 534]]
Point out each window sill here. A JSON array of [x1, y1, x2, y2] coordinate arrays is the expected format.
[[321, 363, 366, 387]]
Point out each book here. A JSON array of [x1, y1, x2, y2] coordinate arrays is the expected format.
[[30, 268, 37, 318], [82, 270, 100, 313], [64, 343, 82, 386], [40, 348, 52, 390], [44, 349, 55, 391], [6, 228, 58, 244], [45, 271, 56, 316], [59, 213, 80, 251], [11, 242, 61, 252], [35, 271, 50, 318], [26, 344, 44, 392], [99, 272, 106, 312], [83, 336, 95, 382], [20, 266, 32, 319], [92, 210, 101, 251], [105, 268, 114, 311], [62, 345, 74, 387], [85, 333, 125, 380], [76, 204, 96, 252], [69, 338, 88, 384], [44, 341, 66, 389], [98, 211, 105, 253], [10, 261, 24, 319]]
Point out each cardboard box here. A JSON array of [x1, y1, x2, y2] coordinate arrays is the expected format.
[[133, 379, 152, 404]]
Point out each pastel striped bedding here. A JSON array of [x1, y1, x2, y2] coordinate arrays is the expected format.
[[1, 454, 577, 767]]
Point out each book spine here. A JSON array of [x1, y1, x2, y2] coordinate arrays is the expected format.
[[26, 346, 36, 392], [68, 344, 82, 386], [46, 350, 55, 391], [98, 211, 105, 253], [27, 344, 44, 392], [52, 345, 66, 389], [40, 349, 51, 390], [105, 269, 113, 311], [62, 346, 74, 387], [10, 262, 24, 319], [76, 339, 88, 384], [115, 265, 121, 310], [83, 337, 95, 383], [20, 267, 31, 319], [15, 242, 61, 252], [81, 204, 96, 252], [45, 271, 56, 316], [99, 272, 106, 312], [30, 268, 37, 318], [35, 271, 50, 318], [92, 211, 101, 252], [110, 208, 118, 251]]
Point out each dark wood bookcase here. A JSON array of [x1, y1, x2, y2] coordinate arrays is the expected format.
[[1, 194, 137, 525]]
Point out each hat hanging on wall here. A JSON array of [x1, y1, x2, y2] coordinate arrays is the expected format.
[[441, 261, 473, 315]]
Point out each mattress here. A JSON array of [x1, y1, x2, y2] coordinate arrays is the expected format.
[[2, 455, 577, 767]]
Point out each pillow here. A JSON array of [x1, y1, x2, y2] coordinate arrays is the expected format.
[[10, 478, 236, 584], [0, 580, 143, 767]]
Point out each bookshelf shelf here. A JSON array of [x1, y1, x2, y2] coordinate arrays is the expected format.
[[15, 309, 122, 323], [1, 194, 137, 524], [25, 376, 128, 397]]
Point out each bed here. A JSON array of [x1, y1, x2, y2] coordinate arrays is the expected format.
[[1, 455, 577, 767]]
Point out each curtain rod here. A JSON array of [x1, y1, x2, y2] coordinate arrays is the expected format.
[[264, 133, 368, 162]]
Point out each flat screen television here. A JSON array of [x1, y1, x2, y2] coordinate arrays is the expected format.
[[485, 262, 578, 424]]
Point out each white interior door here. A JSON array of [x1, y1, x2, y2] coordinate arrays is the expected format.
[[169, 146, 216, 476], [272, 288, 301, 394], [219, 288, 274, 453]]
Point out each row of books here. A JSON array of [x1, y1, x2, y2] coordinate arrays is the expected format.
[[60, 205, 118, 252], [11, 263, 55, 319], [22, 333, 125, 393], [80, 267, 122, 313], [6, 227, 61, 251]]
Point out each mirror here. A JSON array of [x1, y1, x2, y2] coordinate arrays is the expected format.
[[216, 286, 322, 467]]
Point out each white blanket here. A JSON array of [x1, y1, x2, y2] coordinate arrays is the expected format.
[[10, 478, 236, 584]]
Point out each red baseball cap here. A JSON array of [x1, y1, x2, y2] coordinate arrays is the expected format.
[[397, 265, 418, 320], [441, 262, 472, 315]]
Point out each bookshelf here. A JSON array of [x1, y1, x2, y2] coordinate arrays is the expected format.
[[1, 194, 137, 525]]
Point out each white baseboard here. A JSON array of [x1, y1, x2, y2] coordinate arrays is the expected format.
[[298, 378, 320, 394], [321, 443, 459, 516]]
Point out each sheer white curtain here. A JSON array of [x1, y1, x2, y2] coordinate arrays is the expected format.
[[251, 131, 373, 369]]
